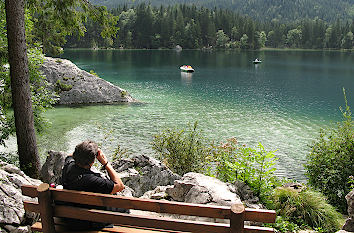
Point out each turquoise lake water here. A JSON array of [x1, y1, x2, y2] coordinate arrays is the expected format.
[[35, 49, 353, 181]]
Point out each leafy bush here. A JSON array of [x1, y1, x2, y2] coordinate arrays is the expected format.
[[152, 122, 209, 175], [207, 138, 279, 201], [305, 91, 353, 212], [270, 188, 343, 233]]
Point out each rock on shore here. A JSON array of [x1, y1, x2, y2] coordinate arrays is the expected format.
[[342, 189, 354, 232], [0, 162, 41, 233], [39, 57, 135, 105]]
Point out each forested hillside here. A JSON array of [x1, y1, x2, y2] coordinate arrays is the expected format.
[[90, 0, 354, 22], [66, 4, 354, 50]]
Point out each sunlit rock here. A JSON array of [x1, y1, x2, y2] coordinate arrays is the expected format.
[[40, 57, 135, 105]]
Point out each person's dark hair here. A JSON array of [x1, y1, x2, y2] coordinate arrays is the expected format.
[[73, 140, 98, 166]]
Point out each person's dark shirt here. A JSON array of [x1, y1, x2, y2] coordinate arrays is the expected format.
[[61, 156, 114, 194], [59, 156, 115, 230]]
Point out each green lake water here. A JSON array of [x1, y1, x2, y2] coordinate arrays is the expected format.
[[24, 50, 354, 181]]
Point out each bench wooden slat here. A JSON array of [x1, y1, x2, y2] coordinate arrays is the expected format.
[[245, 208, 276, 223], [52, 218, 182, 233], [244, 225, 275, 233], [22, 185, 276, 223], [23, 202, 228, 233], [51, 188, 231, 219], [21, 185, 38, 198], [55, 205, 229, 233], [24, 201, 274, 233], [32, 221, 186, 233]]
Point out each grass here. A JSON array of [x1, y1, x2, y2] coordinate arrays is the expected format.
[[270, 187, 344, 233]]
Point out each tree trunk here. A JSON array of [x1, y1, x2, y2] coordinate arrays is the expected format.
[[5, 0, 40, 178]]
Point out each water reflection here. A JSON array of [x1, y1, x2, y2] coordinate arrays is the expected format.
[[181, 72, 193, 85]]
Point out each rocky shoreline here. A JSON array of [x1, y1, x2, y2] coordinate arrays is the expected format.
[[1, 151, 353, 232], [40, 57, 136, 105]]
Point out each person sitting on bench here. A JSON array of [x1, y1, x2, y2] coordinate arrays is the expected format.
[[60, 140, 125, 230]]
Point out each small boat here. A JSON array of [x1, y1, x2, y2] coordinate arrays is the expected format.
[[253, 58, 262, 64], [180, 65, 195, 73]]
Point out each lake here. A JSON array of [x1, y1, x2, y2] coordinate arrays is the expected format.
[[36, 50, 354, 181]]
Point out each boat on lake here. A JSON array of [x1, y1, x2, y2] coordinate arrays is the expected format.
[[253, 58, 262, 64], [180, 65, 195, 72]]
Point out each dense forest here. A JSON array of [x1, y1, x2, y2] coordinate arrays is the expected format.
[[90, 0, 354, 23], [65, 4, 354, 50]]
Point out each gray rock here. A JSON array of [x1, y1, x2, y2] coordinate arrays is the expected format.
[[4, 225, 29, 233], [117, 186, 135, 197], [175, 45, 182, 51], [233, 180, 260, 205], [39, 57, 135, 105], [166, 172, 242, 206], [141, 173, 244, 224], [347, 189, 354, 218], [141, 186, 173, 200], [40, 150, 67, 185], [0, 161, 40, 231], [343, 189, 354, 232], [112, 155, 181, 197]]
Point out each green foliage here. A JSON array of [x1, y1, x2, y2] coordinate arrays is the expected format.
[[26, 0, 119, 56], [90, 0, 352, 23], [89, 70, 99, 77], [55, 79, 73, 92], [0, 47, 58, 145], [67, 3, 353, 50], [305, 90, 354, 213], [112, 144, 130, 161], [208, 138, 279, 201], [269, 188, 343, 233], [270, 216, 301, 233], [28, 48, 59, 133], [349, 176, 354, 189], [121, 90, 127, 98], [152, 122, 209, 175], [215, 30, 230, 48]]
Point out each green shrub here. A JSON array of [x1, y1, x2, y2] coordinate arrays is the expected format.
[[207, 138, 279, 201], [56, 79, 73, 92], [305, 90, 353, 212], [270, 188, 343, 233], [112, 144, 130, 161], [152, 122, 209, 175]]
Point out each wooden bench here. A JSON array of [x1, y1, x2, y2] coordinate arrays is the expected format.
[[21, 183, 276, 233]]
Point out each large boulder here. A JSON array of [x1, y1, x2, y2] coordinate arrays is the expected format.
[[40, 150, 67, 185], [0, 161, 41, 232], [342, 189, 354, 232], [39, 57, 135, 105], [140, 173, 245, 223], [112, 155, 181, 197], [166, 172, 242, 206]]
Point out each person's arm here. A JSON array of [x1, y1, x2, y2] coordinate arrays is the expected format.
[[96, 149, 124, 194]]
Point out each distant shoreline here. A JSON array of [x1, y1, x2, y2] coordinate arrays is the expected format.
[[63, 47, 353, 52]]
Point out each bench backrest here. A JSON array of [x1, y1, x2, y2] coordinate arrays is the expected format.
[[22, 183, 276, 233]]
